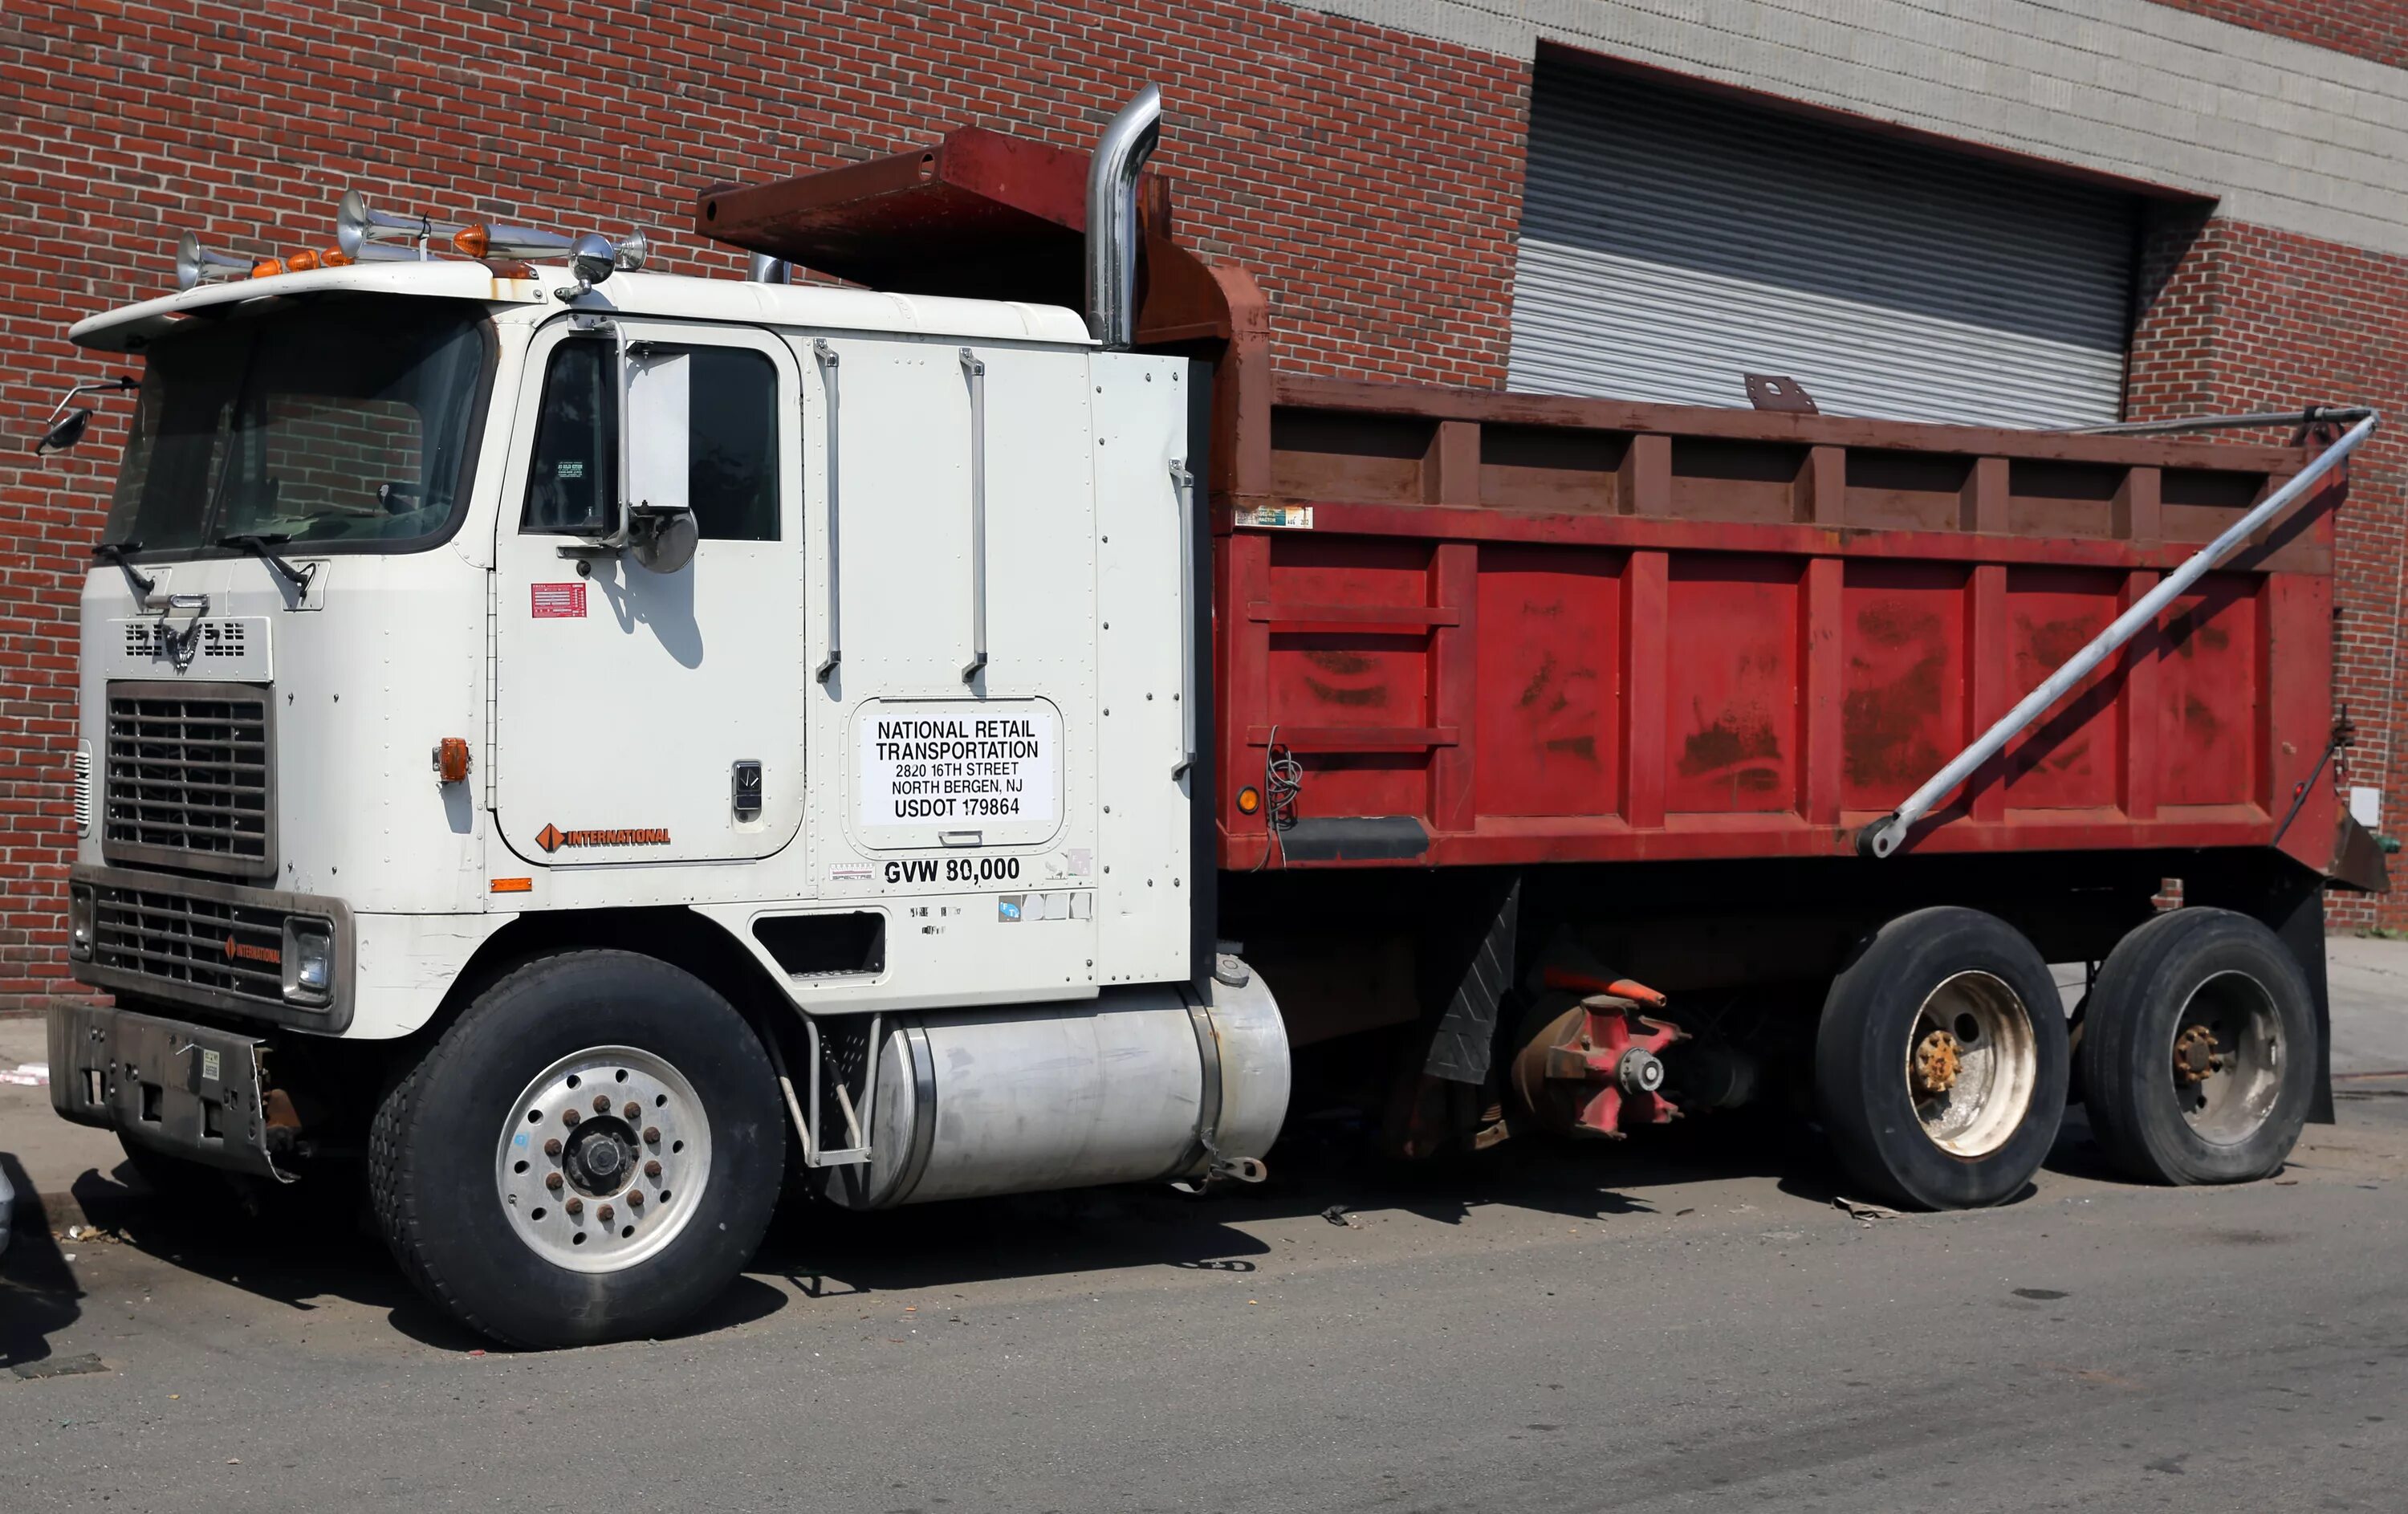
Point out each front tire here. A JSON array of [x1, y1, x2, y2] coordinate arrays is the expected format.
[[370, 951, 784, 1349], [1815, 907, 2068, 1210], [2076, 908, 2316, 1186]]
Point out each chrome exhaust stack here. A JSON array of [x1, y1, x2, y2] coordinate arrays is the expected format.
[[747, 252, 790, 284], [1083, 85, 1162, 350]]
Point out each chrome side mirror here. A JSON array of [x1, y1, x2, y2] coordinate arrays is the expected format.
[[628, 505, 698, 574], [31, 374, 136, 455], [35, 409, 92, 454]]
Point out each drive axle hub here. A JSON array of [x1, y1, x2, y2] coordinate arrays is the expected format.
[[1911, 1029, 1963, 1098], [1509, 988, 1686, 1140], [1617, 1047, 1666, 1095], [2173, 1024, 2223, 1085]]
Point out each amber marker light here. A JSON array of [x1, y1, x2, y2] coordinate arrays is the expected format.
[[491, 878, 534, 894], [1235, 785, 1263, 816], [432, 736, 472, 783]]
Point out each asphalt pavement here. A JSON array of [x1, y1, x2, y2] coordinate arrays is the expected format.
[[3, 942, 2407, 1511]]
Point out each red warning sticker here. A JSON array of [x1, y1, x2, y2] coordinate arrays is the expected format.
[[531, 583, 586, 619]]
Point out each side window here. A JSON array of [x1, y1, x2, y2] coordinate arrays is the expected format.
[[518, 340, 779, 541], [522, 340, 615, 535], [688, 348, 779, 542]]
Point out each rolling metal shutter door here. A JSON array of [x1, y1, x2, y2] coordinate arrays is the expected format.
[[1507, 67, 2137, 429]]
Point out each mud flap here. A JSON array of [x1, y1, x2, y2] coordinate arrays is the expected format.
[[1422, 873, 1521, 1085]]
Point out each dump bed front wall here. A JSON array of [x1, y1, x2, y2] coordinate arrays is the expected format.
[[1214, 379, 2340, 871]]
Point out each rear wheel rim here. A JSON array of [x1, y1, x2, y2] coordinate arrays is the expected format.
[[2170, 971, 2284, 1145], [1904, 971, 2038, 1159], [494, 1045, 710, 1274]]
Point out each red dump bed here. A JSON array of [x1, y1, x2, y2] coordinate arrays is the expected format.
[[1213, 377, 2338, 873], [698, 125, 2346, 879]]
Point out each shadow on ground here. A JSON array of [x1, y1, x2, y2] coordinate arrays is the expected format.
[[0, 1152, 83, 1370], [755, 1107, 1837, 1296], [18, 1103, 2154, 1353]]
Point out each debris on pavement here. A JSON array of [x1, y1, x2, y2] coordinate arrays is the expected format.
[[1321, 1204, 1361, 1227], [1836, 1196, 1905, 1223], [0, 1061, 47, 1087]]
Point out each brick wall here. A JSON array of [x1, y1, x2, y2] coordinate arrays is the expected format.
[[2129, 207, 2408, 930], [2143, 0, 2408, 71]]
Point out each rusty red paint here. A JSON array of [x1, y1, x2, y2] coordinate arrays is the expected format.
[[690, 120, 2340, 879]]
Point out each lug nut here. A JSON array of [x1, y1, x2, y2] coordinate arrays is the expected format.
[[565, 1198, 583, 1215], [644, 1159, 661, 1179], [543, 1138, 562, 1158], [545, 1171, 563, 1191], [624, 1101, 641, 1121], [627, 1190, 643, 1207], [643, 1126, 660, 1146], [597, 1203, 614, 1224], [562, 1108, 580, 1127], [593, 1094, 611, 1113]]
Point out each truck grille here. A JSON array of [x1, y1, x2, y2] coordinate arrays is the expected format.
[[103, 682, 275, 878], [92, 881, 286, 1009]]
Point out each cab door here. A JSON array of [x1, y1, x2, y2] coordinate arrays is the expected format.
[[493, 316, 806, 866]]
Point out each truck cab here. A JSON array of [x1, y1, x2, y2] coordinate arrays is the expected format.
[[47, 108, 1289, 1346]]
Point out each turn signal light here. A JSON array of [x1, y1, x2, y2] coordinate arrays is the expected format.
[[452, 224, 490, 259], [432, 736, 472, 783], [286, 249, 321, 272], [1235, 785, 1263, 816], [490, 877, 533, 894], [251, 257, 287, 279]]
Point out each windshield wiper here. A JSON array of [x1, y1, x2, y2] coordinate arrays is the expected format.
[[218, 533, 317, 595], [92, 539, 157, 597]]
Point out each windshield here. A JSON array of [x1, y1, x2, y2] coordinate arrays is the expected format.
[[104, 295, 493, 556]]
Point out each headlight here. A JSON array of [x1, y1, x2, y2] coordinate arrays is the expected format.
[[283, 917, 336, 1005], [68, 883, 95, 961]]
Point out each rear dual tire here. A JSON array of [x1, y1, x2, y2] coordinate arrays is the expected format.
[[1816, 907, 2068, 1211], [2076, 908, 2315, 1186]]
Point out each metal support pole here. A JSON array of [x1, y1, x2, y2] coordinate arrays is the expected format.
[[2062, 405, 2372, 438], [1861, 413, 2378, 859], [811, 338, 842, 684], [959, 348, 987, 686]]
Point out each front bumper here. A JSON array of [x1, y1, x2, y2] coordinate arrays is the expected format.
[[49, 1003, 291, 1181], [68, 864, 354, 1032]]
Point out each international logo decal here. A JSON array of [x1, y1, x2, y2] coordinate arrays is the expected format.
[[536, 823, 671, 853], [224, 935, 281, 965]]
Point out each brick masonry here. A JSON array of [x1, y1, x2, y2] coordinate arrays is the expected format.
[[2146, 1, 2408, 71], [2127, 206, 2408, 930], [0, 2, 2398, 1013]]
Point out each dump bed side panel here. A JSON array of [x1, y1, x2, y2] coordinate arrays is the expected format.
[[1215, 378, 2339, 872]]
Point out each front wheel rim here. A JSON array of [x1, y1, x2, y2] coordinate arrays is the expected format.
[[494, 1045, 711, 1274], [1903, 971, 2039, 1159]]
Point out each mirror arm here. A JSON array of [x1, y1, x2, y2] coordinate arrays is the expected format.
[[43, 374, 137, 429]]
